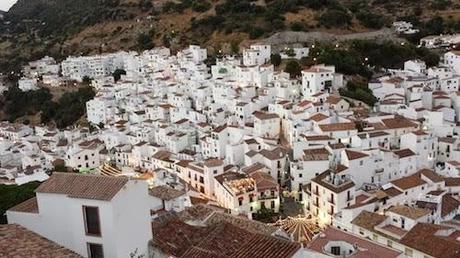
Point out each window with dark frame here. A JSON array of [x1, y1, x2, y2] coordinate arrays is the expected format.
[[87, 243, 104, 258], [83, 206, 101, 236], [331, 246, 341, 256]]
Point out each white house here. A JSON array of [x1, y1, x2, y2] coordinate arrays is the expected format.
[[7, 173, 153, 258]]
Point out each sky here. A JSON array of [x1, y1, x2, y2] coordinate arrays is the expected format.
[[0, 0, 17, 11]]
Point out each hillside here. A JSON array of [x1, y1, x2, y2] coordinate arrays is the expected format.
[[0, 0, 459, 72]]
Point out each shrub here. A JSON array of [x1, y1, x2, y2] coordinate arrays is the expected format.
[[290, 21, 305, 31], [430, 0, 451, 10], [355, 11, 385, 29], [0, 182, 41, 224], [112, 69, 127, 82], [270, 53, 282, 66], [318, 9, 352, 28], [192, 1, 212, 12], [284, 60, 302, 78], [249, 27, 265, 39], [339, 80, 377, 106], [137, 33, 154, 50]]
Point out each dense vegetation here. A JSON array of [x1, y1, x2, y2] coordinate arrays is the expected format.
[[0, 0, 458, 73], [339, 80, 378, 106], [0, 181, 40, 224], [2, 86, 95, 128], [295, 40, 440, 105], [302, 40, 440, 79], [253, 207, 279, 223]]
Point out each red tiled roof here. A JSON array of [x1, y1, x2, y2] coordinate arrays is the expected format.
[[0, 224, 81, 258], [442, 194, 460, 217], [351, 211, 387, 231], [308, 227, 401, 258], [152, 218, 300, 258], [318, 122, 356, 132], [8, 197, 39, 213], [232, 233, 300, 258], [253, 111, 279, 120], [35, 172, 128, 201], [381, 117, 418, 129], [309, 113, 329, 122], [390, 173, 426, 190], [400, 223, 460, 258], [345, 149, 369, 160], [393, 148, 416, 158], [445, 177, 460, 186]]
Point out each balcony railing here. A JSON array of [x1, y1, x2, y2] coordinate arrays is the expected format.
[[347, 195, 354, 202]]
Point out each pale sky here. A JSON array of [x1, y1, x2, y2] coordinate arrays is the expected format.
[[0, 0, 17, 11]]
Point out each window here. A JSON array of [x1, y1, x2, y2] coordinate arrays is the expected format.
[[87, 243, 104, 258], [239, 199, 243, 206], [83, 206, 101, 236], [359, 160, 363, 166], [331, 246, 341, 256]]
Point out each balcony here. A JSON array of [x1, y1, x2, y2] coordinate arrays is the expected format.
[[347, 195, 354, 202], [327, 197, 335, 205]]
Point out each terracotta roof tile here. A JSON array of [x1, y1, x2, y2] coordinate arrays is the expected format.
[[393, 148, 416, 158], [318, 122, 356, 132], [8, 197, 39, 213], [149, 185, 184, 201], [390, 173, 426, 190], [351, 211, 387, 231], [35, 172, 128, 201], [381, 117, 418, 129], [442, 194, 460, 217], [400, 223, 460, 258], [0, 224, 82, 258], [387, 205, 430, 219], [345, 149, 369, 160], [253, 111, 279, 120]]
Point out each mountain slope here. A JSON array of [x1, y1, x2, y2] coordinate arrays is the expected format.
[[0, 0, 459, 72]]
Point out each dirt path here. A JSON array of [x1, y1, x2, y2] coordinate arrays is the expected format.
[[258, 28, 404, 50]]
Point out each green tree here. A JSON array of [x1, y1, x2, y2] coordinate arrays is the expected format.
[[284, 60, 302, 78], [82, 76, 92, 85], [192, 1, 211, 12], [0, 182, 41, 224], [249, 27, 264, 39], [318, 9, 352, 28], [112, 69, 127, 82], [290, 21, 305, 31], [137, 33, 154, 50], [356, 11, 385, 29], [339, 80, 377, 106], [253, 207, 278, 223], [270, 53, 282, 66]]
